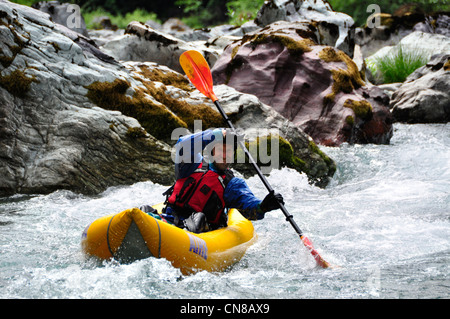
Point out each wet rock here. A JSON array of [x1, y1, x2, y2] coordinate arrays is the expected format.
[[212, 22, 393, 146]]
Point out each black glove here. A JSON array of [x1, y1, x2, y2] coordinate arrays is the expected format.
[[260, 191, 284, 212], [184, 212, 210, 233]]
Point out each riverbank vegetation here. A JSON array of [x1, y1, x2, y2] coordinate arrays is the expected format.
[[11, 0, 450, 29]]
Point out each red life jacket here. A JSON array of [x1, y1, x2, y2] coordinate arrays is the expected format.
[[167, 162, 231, 225]]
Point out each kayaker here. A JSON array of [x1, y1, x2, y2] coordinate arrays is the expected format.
[[157, 128, 284, 233]]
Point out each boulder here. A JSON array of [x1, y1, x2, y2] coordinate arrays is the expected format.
[[255, 0, 355, 57], [390, 54, 450, 123], [90, 16, 118, 31], [100, 21, 221, 73], [88, 29, 125, 47], [97, 20, 262, 70], [212, 21, 393, 146], [161, 17, 192, 34]]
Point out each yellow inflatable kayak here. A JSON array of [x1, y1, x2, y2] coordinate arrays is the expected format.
[[81, 203, 256, 275]]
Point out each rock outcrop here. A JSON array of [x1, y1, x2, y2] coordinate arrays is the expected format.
[[356, 8, 450, 59], [212, 22, 393, 146], [390, 54, 450, 123], [0, 1, 175, 195]]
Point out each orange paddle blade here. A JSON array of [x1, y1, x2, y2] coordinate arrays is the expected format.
[[180, 50, 218, 102]]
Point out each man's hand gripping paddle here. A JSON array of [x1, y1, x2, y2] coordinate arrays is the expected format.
[[179, 50, 331, 269]]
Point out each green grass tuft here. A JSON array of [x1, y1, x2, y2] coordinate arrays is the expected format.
[[367, 45, 428, 84]]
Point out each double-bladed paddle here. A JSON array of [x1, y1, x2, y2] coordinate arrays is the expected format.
[[179, 50, 331, 268]]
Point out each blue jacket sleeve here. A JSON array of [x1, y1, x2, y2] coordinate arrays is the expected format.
[[224, 177, 265, 220], [174, 129, 223, 179]]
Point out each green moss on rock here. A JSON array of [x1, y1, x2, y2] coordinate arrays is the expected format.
[[126, 126, 148, 138], [236, 134, 336, 186], [0, 69, 37, 98], [85, 78, 187, 140], [308, 140, 334, 171], [444, 58, 450, 71], [320, 47, 366, 105], [0, 11, 27, 69], [86, 76, 225, 140], [250, 34, 314, 57], [345, 115, 355, 126], [318, 47, 343, 62], [343, 99, 373, 120], [139, 79, 224, 130], [137, 64, 193, 91]]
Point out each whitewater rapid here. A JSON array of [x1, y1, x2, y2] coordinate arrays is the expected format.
[[1, 123, 449, 299]]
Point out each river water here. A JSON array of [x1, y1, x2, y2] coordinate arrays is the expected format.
[[1, 123, 449, 299]]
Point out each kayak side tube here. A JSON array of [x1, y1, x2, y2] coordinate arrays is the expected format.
[[81, 203, 256, 274]]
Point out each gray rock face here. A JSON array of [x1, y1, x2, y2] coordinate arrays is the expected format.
[[366, 31, 450, 80], [356, 12, 450, 59], [0, 1, 173, 196], [390, 54, 450, 123], [100, 21, 221, 73], [413, 14, 450, 37]]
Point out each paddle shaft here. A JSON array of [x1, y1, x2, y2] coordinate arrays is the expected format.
[[213, 100, 304, 237], [179, 50, 330, 268]]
